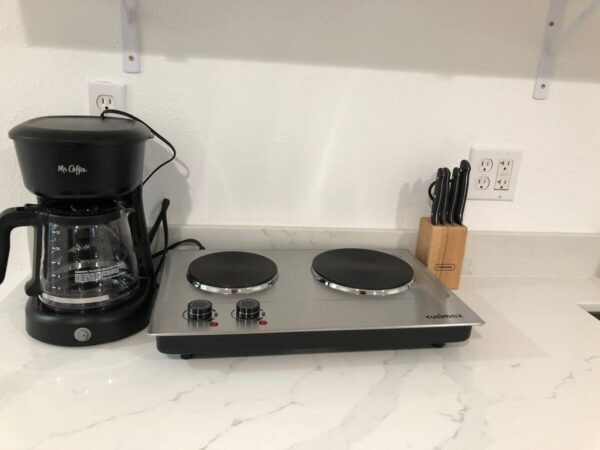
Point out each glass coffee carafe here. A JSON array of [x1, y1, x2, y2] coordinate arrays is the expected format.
[[39, 205, 140, 310], [0, 203, 140, 310]]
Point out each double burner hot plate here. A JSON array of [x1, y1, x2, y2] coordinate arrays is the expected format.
[[150, 248, 484, 358], [186, 248, 414, 297]]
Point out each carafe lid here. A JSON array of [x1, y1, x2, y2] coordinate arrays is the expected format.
[[9, 116, 152, 144], [45, 202, 130, 225]]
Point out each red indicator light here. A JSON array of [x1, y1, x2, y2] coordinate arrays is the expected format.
[[259, 319, 268, 326], [209, 321, 219, 327]]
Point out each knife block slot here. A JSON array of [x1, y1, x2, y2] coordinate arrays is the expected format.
[[415, 217, 467, 290]]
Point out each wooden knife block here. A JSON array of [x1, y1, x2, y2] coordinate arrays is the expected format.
[[415, 217, 467, 290]]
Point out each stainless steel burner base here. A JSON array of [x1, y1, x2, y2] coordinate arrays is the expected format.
[[148, 249, 484, 357]]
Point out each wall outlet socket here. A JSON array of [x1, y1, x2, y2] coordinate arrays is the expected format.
[[475, 175, 491, 190], [478, 158, 493, 173], [88, 81, 126, 115], [468, 148, 523, 201]]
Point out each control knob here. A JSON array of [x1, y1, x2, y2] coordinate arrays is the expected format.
[[187, 299, 213, 321], [236, 298, 261, 320]]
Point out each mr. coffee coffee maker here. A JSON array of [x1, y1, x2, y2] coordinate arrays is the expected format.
[[0, 114, 161, 346]]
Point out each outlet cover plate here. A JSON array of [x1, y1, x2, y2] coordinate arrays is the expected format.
[[468, 147, 523, 201], [88, 81, 126, 115]]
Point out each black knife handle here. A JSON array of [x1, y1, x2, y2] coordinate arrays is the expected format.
[[430, 168, 444, 225], [438, 168, 451, 225], [428, 181, 436, 201], [454, 160, 471, 225], [448, 167, 461, 225]]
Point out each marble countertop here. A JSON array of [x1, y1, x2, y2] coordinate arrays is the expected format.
[[2, 274, 600, 450]]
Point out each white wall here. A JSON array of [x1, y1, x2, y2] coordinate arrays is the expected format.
[[1, 0, 600, 279]]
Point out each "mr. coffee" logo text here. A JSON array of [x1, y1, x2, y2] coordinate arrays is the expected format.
[[57, 164, 88, 176]]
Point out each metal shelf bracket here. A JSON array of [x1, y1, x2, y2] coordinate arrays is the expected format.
[[121, 0, 140, 73], [533, 0, 600, 99]]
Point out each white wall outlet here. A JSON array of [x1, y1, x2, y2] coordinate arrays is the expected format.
[[475, 175, 491, 190], [495, 174, 510, 190], [468, 148, 523, 201], [478, 158, 493, 173], [88, 81, 126, 115]]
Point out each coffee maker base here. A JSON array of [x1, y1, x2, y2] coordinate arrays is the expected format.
[[25, 281, 154, 346]]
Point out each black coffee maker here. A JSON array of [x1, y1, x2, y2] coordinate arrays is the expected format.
[[0, 116, 156, 346]]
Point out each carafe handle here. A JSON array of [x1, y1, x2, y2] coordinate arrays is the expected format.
[[0, 207, 46, 287]]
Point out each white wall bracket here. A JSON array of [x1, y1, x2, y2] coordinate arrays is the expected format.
[[121, 0, 140, 73], [533, 0, 600, 99]]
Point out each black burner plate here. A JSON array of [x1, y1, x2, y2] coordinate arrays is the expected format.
[[187, 251, 278, 289], [312, 248, 414, 291]]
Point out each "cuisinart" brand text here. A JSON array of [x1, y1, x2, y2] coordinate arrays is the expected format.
[[426, 314, 464, 319]]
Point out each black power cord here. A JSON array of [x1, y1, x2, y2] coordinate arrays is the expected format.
[[100, 109, 176, 185], [149, 199, 169, 245], [148, 198, 204, 279], [153, 199, 170, 278], [100, 109, 205, 277], [152, 239, 205, 259]]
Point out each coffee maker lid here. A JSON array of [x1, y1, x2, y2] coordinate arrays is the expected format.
[[9, 116, 152, 144]]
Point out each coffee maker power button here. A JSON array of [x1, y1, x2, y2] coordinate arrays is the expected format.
[[74, 327, 92, 342]]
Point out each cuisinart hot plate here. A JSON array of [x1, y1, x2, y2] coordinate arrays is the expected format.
[[149, 249, 483, 358]]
